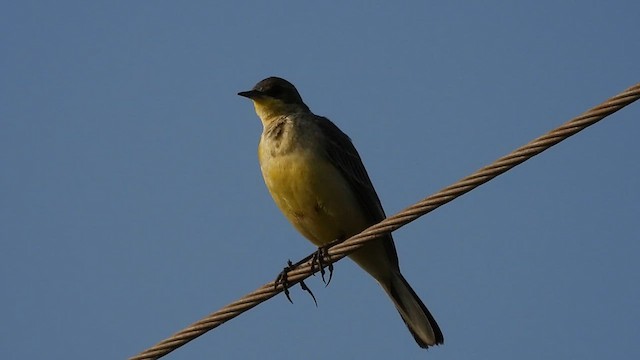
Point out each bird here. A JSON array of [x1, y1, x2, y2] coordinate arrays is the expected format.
[[238, 76, 443, 348]]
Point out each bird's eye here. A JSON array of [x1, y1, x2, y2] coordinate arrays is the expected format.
[[265, 85, 285, 97]]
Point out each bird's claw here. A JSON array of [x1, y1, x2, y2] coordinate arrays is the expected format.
[[310, 246, 334, 286], [275, 260, 317, 305]]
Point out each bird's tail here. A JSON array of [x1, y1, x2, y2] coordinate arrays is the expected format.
[[380, 271, 444, 348]]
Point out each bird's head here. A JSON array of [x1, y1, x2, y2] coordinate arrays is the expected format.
[[238, 77, 310, 124]]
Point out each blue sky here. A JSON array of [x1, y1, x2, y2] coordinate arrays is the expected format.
[[2, 2, 639, 359]]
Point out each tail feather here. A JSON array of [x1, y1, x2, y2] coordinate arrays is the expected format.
[[382, 271, 444, 348]]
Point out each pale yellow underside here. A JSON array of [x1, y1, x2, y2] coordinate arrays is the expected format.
[[259, 142, 393, 280]]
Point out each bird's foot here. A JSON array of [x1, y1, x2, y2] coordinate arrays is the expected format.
[[311, 238, 344, 287], [275, 260, 317, 306]]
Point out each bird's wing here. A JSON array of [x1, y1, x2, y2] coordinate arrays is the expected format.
[[314, 115, 399, 265]]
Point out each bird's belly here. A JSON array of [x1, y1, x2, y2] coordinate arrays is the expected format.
[[261, 151, 369, 246]]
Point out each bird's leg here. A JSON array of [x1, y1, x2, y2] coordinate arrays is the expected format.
[[274, 260, 294, 303], [275, 260, 317, 305]]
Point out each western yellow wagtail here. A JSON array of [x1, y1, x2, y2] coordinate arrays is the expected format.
[[238, 77, 443, 348]]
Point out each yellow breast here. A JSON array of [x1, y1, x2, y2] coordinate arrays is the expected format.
[[259, 145, 369, 246]]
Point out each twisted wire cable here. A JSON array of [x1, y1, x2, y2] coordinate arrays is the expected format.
[[130, 83, 640, 360]]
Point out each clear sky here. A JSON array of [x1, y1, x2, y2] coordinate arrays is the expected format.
[[2, 2, 639, 359]]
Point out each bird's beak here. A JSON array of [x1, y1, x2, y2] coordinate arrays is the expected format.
[[237, 90, 262, 99]]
